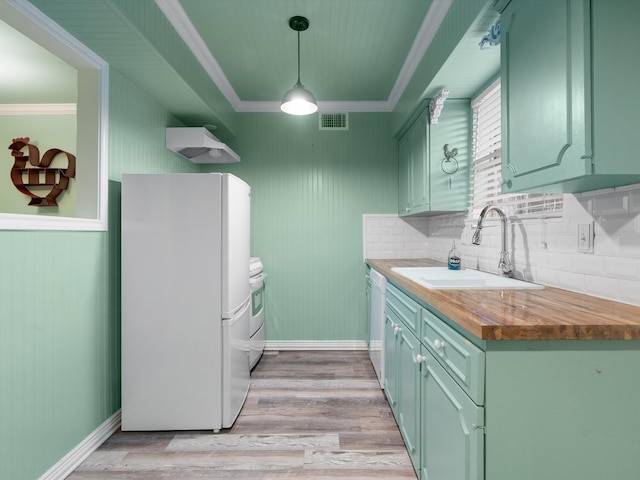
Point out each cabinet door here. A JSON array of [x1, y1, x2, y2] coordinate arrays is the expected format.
[[383, 309, 400, 418], [501, 0, 590, 192], [409, 115, 428, 213], [397, 328, 423, 473], [398, 130, 411, 215], [398, 111, 428, 216], [429, 100, 471, 211], [421, 353, 484, 480]]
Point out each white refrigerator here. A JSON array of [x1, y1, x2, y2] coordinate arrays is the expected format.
[[121, 173, 251, 432]]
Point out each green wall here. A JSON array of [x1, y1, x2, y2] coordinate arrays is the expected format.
[[0, 69, 197, 480], [0, 67, 398, 479], [207, 113, 398, 342]]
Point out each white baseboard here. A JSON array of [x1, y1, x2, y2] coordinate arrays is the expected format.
[[265, 340, 368, 351], [39, 410, 121, 480]]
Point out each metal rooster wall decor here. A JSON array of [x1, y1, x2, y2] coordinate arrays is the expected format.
[[441, 143, 459, 175], [8, 137, 76, 206]]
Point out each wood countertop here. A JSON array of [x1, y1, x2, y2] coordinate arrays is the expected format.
[[367, 258, 640, 341]]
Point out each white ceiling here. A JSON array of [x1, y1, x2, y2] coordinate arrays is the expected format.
[[1, 0, 501, 134]]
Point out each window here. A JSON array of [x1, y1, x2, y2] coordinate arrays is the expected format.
[[0, 1, 108, 231], [470, 79, 562, 219]]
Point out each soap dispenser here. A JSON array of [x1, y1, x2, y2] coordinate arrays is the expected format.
[[448, 240, 461, 270]]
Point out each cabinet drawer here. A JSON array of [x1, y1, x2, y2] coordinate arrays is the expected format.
[[386, 283, 421, 338], [421, 307, 485, 404]]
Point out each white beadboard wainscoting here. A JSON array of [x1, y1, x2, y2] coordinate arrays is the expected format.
[[364, 183, 640, 307]]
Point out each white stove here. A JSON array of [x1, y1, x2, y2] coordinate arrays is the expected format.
[[249, 257, 265, 369]]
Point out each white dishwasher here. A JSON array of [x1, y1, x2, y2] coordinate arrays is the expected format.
[[369, 268, 386, 389]]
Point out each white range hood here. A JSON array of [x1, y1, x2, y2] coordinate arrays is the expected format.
[[166, 127, 240, 164]]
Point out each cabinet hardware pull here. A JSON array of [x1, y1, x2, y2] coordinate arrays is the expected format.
[[433, 339, 445, 350], [415, 354, 426, 364]]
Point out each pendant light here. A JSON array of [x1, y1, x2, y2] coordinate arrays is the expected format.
[[280, 16, 318, 115]]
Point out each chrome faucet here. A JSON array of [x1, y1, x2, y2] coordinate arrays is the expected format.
[[472, 205, 513, 277]]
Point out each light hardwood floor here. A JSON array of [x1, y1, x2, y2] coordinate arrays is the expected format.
[[68, 351, 417, 479]]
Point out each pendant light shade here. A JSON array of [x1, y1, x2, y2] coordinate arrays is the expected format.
[[281, 80, 318, 115], [281, 16, 317, 115]]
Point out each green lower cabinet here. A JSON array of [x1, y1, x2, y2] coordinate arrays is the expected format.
[[484, 341, 640, 480], [383, 280, 640, 480], [396, 327, 422, 472], [383, 309, 400, 419], [421, 352, 484, 480]]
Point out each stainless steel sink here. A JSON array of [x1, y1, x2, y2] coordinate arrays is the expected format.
[[391, 267, 544, 290]]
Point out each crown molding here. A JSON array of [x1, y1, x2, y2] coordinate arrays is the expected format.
[[155, 0, 241, 110], [0, 103, 77, 115], [387, 0, 453, 110]]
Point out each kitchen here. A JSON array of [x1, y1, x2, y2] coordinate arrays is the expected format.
[[1, 1, 640, 479]]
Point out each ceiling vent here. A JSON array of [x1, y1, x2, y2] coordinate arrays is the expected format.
[[319, 113, 349, 131], [166, 127, 240, 164]]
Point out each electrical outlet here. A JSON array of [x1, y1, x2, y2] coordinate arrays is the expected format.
[[577, 222, 594, 253]]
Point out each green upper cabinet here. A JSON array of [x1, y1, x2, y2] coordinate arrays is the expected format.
[[501, 0, 640, 193], [398, 100, 471, 216], [398, 128, 412, 216], [399, 112, 428, 215], [429, 100, 472, 211]]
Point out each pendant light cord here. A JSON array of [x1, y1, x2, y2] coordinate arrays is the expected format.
[[297, 30, 301, 83]]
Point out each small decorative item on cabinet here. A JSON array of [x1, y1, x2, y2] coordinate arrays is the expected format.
[[441, 144, 459, 175], [429, 89, 449, 124], [8, 137, 76, 206], [479, 19, 502, 49]]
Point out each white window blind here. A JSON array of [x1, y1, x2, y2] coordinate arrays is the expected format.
[[470, 79, 563, 218]]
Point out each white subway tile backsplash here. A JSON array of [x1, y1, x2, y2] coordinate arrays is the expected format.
[[592, 191, 629, 216], [598, 215, 636, 233], [564, 192, 589, 210], [570, 253, 605, 275], [629, 191, 640, 213], [584, 275, 621, 302], [602, 256, 640, 280], [555, 270, 587, 293], [363, 187, 640, 305], [546, 235, 577, 254], [527, 250, 549, 269], [617, 233, 640, 259], [594, 234, 621, 257], [530, 266, 558, 286], [619, 279, 640, 305], [545, 252, 574, 271]]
